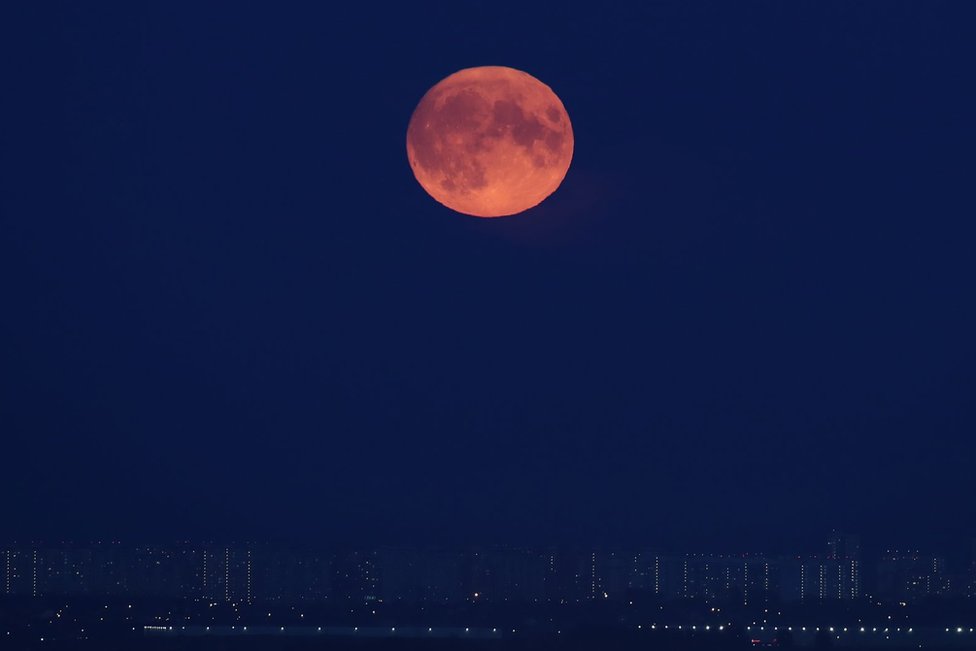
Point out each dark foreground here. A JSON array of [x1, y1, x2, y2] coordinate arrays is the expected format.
[[14, 632, 976, 651]]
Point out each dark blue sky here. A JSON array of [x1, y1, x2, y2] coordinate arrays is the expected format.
[[2, 2, 974, 555]]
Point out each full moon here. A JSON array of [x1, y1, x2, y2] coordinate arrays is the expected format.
[[406, 66, 574, 218]]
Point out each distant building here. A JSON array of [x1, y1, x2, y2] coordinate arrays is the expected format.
[[877, 551, 950, 602], [776, 532, 862, 603], [827, 532, 860, 563], [377, 548, 464, 604], [970, 540, 976, 599], [258, 547, 331, 602], [779, 557, 848, 602], [826, 531, 861, 599], [655, 554, 779, 605], [2, 548, 38, 596], [332, 550, 379, 602], [37, 548, 94, 595], [123, 545, 194, 598], [212, 547, 254, 603], [9, 535, 973, 605], [463, 548, 550, 603], [627, 550, 663, 596]]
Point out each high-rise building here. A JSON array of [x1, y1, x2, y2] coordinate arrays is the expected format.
[[827, 532, 860, 561], [781, 556, 860, 603], [378, 548, 464, 604], [968, 540, 976, 599], [826, 531, 861, 599], [262, 547, 331, 602], [1, 548, 37, 596], [877, 550, 950, 602], [463, 548, 550, 603], [627, 550, 662, 595], [654, 554, 780, 605], [332, 550, 379, 602]]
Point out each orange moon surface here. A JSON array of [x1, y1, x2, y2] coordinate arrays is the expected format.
[[406, 66, 574, 218]]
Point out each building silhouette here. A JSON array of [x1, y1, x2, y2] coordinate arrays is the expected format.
[[4, 535, 975, 606]]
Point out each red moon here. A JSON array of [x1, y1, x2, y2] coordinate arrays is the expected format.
[[406, 66, 574, 218]]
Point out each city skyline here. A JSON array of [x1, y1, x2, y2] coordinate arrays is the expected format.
[[4, 532, 976, 605]]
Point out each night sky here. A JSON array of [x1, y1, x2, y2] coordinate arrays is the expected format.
[[2, 2, 975, 556]]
